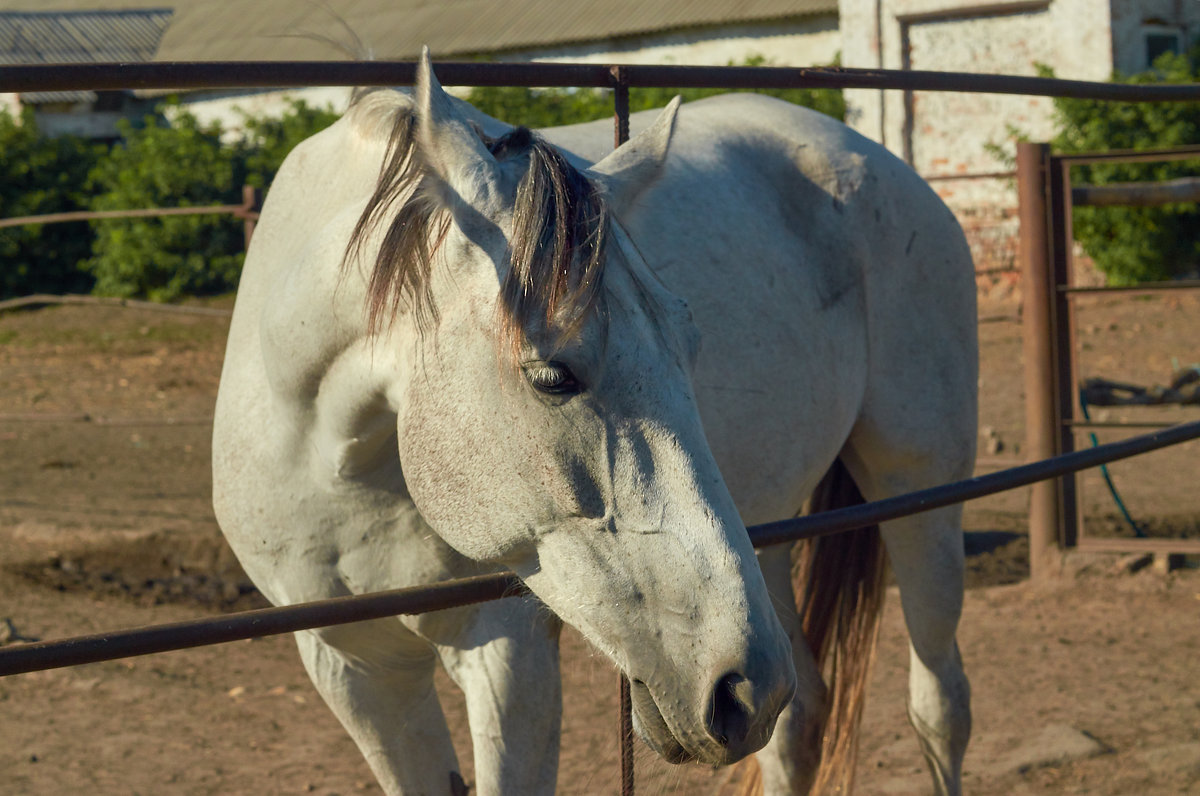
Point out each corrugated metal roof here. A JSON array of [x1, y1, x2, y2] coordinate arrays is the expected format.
[[0, 8, 172, 103], [153, 0, 837, 61]]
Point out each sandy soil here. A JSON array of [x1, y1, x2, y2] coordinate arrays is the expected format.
[[1, 293, 1198, 795]]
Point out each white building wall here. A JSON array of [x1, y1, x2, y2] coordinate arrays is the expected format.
[[511, 18, 841, 67], [174, 86, 355, 142], [1110, 0, 1200, 75], [0, 92, 19, 118], [175, 16, 841, 139], [839, 0, 1115, 289]]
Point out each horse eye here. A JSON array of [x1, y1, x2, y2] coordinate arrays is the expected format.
[[525, 361, 581, 395]]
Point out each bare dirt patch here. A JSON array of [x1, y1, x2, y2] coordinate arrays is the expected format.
[[1, 294, 1198, 794]]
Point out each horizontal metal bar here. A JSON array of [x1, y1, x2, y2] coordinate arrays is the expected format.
[[1076, 536, 1200, 555], [0, 573, 523, 677], [2, 60, 1200, 102], [0, 204, 255, 229], [2, 418, 1199, 677], [1071, 177, 1200, 207], [1061, 279, 1200, 296], [1055, 145, 1200, 165], [0, 293, 234, 316], [896, 0, 1050, 24], [1068, 420, 1184, 429], [746, 419, 1200, 546], [923, 170, 1016, 182]]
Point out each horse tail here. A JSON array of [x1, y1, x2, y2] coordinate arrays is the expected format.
[[731, 458, 888, 796], [797, 457, 888, 794]]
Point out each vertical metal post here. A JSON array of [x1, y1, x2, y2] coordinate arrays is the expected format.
[[1048, 156, 1081, 549], [611, 66, 630, 149], [241, 184, 262, 251], [1017, 142, 1063, 579], [611, 64, 635, 796], [619, 676, 634, 796]]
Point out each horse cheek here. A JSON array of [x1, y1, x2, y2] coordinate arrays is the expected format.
[[398, 386, 545, 563], [398, 399, 494, 559]]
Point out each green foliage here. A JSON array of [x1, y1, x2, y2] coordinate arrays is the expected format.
[[84, 111, 246, 301], [0, 109, 102, 299], [82, 100, 339, 301], [465, 54, 845, 129], [1046, 52, 1200, 285], [6, 56, 843, 302], [461, 85, 613, 129], [239, 99, 340, 189]]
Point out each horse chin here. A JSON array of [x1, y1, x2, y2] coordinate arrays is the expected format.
[[629, 679, 694, 764], [627, 678, 734, 767]]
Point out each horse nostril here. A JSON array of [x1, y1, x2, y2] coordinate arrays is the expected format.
[[707, 672, 753, 749]]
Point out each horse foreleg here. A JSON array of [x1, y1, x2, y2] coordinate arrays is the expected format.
[[881, 508, 971, 796], [432, 596, 562, 796], [752, 544, 826, 795], [295, 623, 463, 795]]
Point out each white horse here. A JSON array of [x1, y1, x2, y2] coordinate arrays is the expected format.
[[213, 52, 976, 796]]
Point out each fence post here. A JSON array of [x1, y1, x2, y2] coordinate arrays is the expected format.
[[609, 67, 635, 796], [1047, 155, 1080, 551], [610, 66, 629, 150], [241, 184, 263, 252], [1017, 142, 1063, 579]]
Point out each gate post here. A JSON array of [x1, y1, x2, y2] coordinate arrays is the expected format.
[[1017, 142, 1064, 579], [241, 184, 263, 252]]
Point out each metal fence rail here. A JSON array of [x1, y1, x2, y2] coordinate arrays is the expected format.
[[4, 60, 1200, 100], [3, 418, 1199, 679], [4, 57, 1200, 796], [1017, 141, 1200, 568]]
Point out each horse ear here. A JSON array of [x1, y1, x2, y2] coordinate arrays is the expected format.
[[591, 96, 681, 210], [415, 47, 505, 215]]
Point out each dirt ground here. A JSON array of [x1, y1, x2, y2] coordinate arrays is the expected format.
[[1, 292, 1198, 795]]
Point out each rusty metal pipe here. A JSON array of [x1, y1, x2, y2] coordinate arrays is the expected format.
[[1071, 176, 1200, 207], [0, 573, 521, 676], [1017, 142, 1061, 579], [3, 61, 1200, 101], [3, 419, 1200, 677]]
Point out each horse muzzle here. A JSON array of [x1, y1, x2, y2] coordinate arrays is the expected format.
[[629, 659, 795, 766]]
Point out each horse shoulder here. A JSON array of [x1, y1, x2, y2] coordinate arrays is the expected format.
[[216, 97, 416, 488]]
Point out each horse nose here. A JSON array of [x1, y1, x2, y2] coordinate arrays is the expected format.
[[706, 669, 791, 759]]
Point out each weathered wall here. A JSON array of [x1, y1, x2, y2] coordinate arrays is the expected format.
[[177, 17, 841, 142], [1110, 0, 1200, 75], [511, 17, 841, 67], [175, 86, 354, 142], [0, 92, 19, 118], [839, 0, 1116, 294]]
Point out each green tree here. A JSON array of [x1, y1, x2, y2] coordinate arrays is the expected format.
[[83, 110, 246, 301], [240, 99, 340, 190], [1047, 52, 1200, 285], [0, 108, 102, 298]]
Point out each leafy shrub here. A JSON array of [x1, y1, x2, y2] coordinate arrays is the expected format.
[[83, 111, 247, 301], [0, 109, 102, 299], [82, 100, 339, 301], [1047, 51, 1200, 285], [240, 99, 340, 189], [7, 59, 840, 302]]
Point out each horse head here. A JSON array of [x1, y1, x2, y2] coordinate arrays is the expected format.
[[348, 50, 796, 766]]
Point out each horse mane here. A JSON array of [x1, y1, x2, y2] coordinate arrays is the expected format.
[[342, 93, 611, 360]]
